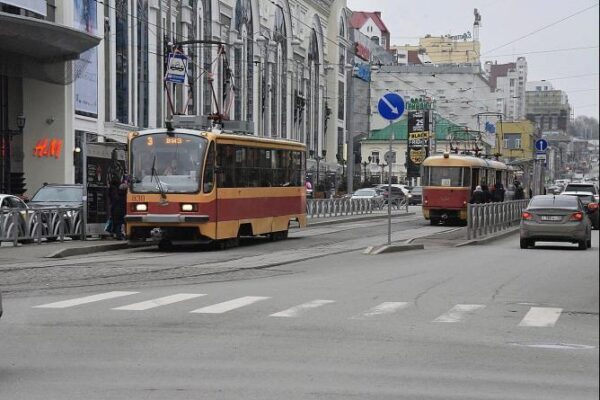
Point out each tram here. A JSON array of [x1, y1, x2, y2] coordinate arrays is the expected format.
[[125, 127, 306, 249], [421, 153, 512, 225]]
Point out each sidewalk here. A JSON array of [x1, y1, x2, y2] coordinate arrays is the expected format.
[[1, 210, 416, 261]]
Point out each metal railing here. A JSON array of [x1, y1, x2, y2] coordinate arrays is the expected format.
[[467, 199, 529, 240], [0, 207, 83, 246], [306, 197, 409, 219]]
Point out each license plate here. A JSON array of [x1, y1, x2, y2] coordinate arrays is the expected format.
[[541, 215, 562, 221]]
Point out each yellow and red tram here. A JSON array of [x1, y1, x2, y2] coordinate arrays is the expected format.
[[421, 153, 512, 225], [125, 128, 306, 249]]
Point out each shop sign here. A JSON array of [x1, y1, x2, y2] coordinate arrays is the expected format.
[[353, 63, 371, 82], [406, 110, 430, 178], [33, 138, 63, 159]]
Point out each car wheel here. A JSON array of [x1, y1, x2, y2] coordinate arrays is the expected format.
[[578, 240, 588, 250], [520, 238, 530, 249]]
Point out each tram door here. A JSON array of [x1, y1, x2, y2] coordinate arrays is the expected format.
[[471, 168, 480, 191]]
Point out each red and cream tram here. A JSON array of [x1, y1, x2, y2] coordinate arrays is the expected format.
[[125, 128, 307, 249], [421, 153, 512, 225]]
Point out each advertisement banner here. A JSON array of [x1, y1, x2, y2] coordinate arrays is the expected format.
[[406, 110, 430, 178], [73, 0, 98, 116]]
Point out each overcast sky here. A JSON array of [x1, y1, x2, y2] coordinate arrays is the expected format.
[[347, 0, 599, 119]]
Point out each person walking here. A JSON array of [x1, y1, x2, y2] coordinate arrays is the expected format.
[[108, 176, 127, 240], [514, 180, 525, 200], [469, 186, 486, 204], [493, 181, 505, 202]]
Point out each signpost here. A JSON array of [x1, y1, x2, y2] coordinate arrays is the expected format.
[[165, 53, 188, 84], [377, 93, 405, 246]]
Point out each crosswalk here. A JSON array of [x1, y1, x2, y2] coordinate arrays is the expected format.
[[31, 291, 568, 327]]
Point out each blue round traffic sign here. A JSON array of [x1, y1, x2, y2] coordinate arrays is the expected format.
[[378, 93, 405, 121], [535, 139, 548, 152]]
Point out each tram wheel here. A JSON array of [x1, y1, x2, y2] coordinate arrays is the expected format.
[[158, 240, 173, 251], [430, 218, 439, 226]]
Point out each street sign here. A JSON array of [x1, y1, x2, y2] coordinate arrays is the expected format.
[[535, 138, 548, 152], [384, 151, 396, 164], [535, 153, 547, 161], [165, 53, 188, 84], [377, 93, 405, 121]]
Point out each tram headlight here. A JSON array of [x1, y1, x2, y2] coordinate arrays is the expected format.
[[135, 203, 148, 212], [181, 203, 197, 212]]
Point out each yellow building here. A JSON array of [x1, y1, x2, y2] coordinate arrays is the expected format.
[[392, 34, 480, 64], [493, 121, 535, 161]]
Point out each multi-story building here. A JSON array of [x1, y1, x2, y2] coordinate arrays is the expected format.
[[0, 0, 100, 195], [1, 0, 349, 197], [525, 80, 571, 134], [392, 34, 480, 65], [485, 57, 528, 121], [349, 11, 390, 51]]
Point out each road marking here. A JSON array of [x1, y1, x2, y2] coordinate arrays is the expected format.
[[351, 302, 410, 319], [433, 304, 486, 323], [190, 296, 270, 314], [112, 293, 206, 311], [518, 307, 563, 327], [33, 291, 139, 309], [270, 300, 335, 318]]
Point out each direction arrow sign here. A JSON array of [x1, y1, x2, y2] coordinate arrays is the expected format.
[[535, 138, 548, 152], [378, 93, 405, 121]]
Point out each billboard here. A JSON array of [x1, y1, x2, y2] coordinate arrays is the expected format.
[[406, 110, 430, 178], [73, 0, 98, 116]]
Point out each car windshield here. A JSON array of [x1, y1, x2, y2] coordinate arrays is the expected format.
[[411, 187, 422, 194], [130, 133, 208, 194], [529, 196, 579, 210], [564, 184, 597, 194], [354, 189, 376, 196], [31, 186, 81, 202]]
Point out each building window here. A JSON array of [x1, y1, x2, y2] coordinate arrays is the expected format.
[[503, 133, 521, 149], [371, 151, 380, 164], [307, 29, 320, 152], [233, 0, 254, 124], [137, 0, 149, 127], [337, 127, 344, 159], [338, 81, 344, 120], [270, 5, 287, 138], [115, 0, 129, 124]]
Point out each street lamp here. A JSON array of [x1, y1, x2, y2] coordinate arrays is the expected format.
[[309, 149, 326, 191]]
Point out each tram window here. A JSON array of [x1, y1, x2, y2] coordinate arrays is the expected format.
[[462, 168, 471, 188], [429, 167, 462, 187], [203, 142, 215, 193]]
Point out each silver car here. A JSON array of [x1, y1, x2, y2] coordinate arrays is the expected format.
[[520, 195, 592, 250]]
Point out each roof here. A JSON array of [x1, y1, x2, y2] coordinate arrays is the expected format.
[[422, 154, 507, 169], [350, 11, 389, 33], [362, 114, 466, 141], [488, 62, 516, 90]]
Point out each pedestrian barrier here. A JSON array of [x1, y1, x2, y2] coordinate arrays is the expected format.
[[0, 207, 83, 247], [466, 199, 529, 240], [306, 196, 409, 219]]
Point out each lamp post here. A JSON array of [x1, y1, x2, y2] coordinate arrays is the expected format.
[[1, 113, 25, 194], [377, 160, 387, 184], [309, 149, 326, 192]]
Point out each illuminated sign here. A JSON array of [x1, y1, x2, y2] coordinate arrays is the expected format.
[[33, 138, 63, 159]]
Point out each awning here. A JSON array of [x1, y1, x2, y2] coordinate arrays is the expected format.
[[0, 12, 100, 61]]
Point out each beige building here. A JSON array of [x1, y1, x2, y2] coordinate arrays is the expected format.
[[392, 34, 480, 65]]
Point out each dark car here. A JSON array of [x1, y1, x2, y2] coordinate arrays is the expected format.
[[28, 184, 83, 209], [409, 186, 422, 205], [375, 185, 407, 206], [561, 191, 599, 230]]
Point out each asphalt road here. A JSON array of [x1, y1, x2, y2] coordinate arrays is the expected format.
[[0, 217, 598, 399]]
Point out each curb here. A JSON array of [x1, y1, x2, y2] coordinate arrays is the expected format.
[[363, 243, 424, 255], [46, 242, 132, 258], [455, 226, 520, 247], [308, 212, 415, 227]]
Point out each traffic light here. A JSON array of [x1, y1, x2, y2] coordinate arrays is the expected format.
[[10, 172, 26, 195]]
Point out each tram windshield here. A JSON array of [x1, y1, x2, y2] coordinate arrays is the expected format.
[[130, 133, 208, 194], [423, 167, 470, 187]]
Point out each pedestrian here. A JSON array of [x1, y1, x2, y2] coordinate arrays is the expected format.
[[469, 185, 486, 204], [481, 183, 493, 203], [493, 181, 505, 202], [513, 180, 525, 200], [108, 176, 127, 240]]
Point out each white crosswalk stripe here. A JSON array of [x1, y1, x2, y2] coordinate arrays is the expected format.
[[518, 307, 563, 327], [270, 300, 335, 318], [351, 302, 410, 319], [112, 294, 207, 311], [33, 291, 139, 309], [433, 304, 486, 323], [190, 296, 271, 314]]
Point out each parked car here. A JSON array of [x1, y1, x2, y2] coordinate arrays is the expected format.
[[28, 184, 83, 209], [0, 194, 33, 243], [351, 188, 384, 208], [409, 186, 422, 205], [520, 195, 592, 250], [375, 184, 410, 206]]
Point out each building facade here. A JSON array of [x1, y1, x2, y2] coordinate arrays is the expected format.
[[525, 80, 571, 134], [485, 57, 527, 121], [1, 0, 349, 196]]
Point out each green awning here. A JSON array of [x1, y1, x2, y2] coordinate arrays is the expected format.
[[363, 115, 473, 142]]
